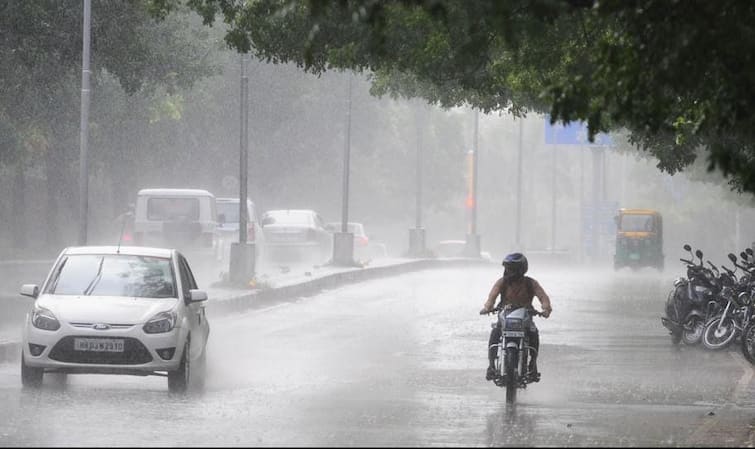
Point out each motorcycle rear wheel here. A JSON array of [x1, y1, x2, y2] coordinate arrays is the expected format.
[[741, 323, 755, 364], [702, 317, 737, 350], [682, 317, 704, 345]]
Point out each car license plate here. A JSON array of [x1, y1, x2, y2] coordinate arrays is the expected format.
[[629, 253, 640, 260], [74, 338, 124, 352], [502, 331, 525, 338]]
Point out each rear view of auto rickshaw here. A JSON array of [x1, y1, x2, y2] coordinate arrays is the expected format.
[[613, 209, 664, 271]]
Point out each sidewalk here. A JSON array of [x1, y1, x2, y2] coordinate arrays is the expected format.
[[0, 256, 494, 363]]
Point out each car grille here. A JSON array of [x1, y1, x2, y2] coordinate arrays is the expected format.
[[49, 336, 153, 365]]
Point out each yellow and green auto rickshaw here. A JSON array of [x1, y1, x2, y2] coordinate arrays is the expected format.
[[613, 209, 664, 271]]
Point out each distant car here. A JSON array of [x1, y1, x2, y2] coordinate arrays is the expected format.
[[434, 239, 491, 260], [215, 198, 264, 263], [261, 209, 333, 264], [133, 188, 217, 255], [435, 240, 467, 258], [19, 246, 210, 393], [324, 221, 388, 261]]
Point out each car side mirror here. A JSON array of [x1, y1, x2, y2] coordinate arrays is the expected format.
[[20, 284, 39, 299], [188, 289, 208, 303]]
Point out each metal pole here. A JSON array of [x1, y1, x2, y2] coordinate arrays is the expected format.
[[471, 109, 479, 236], [415, 102, 423, 229], [551, 133, 557, 252], [515, 118, 523, 248], [78, 0, 91, 245], [579, 146, 585, 263], [341, 74, 353, 233], [239, 53, 249, 244]]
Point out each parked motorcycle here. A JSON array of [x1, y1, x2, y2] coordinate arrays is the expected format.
[[661, 245, 722, 345], [702, 253, 755, 350], [483, 306, 542, 404]]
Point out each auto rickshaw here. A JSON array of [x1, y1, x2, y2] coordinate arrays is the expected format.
[[613, 208, 664, 271]]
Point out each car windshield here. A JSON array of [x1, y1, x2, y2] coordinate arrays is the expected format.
[[45, 254, 177, 298], [262, 211, 312, 226], [147, 197, 199, 221], [620, 214, 655, 232]]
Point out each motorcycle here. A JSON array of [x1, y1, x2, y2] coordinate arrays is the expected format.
[[483, 306, 542, 404], [702, 253, 755, 350], [661, 245, 722, 345]]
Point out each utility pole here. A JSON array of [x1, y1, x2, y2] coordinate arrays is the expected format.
[[78, 0, 91, 245], [333, 73, 355, 265], [464, 109, 481, 257], [515, 118, 523, 249], [408, 100, 426, 257], [229, 53, 255, 284], [551, 132, 557, 252]]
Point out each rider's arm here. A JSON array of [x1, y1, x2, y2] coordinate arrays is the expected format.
[[482, 277, 504, 312], [532, 279, 552, 317]]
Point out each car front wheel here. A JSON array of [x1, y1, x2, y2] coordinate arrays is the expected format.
[[168, 340, 190, 393], [21, 352, 43, 388]]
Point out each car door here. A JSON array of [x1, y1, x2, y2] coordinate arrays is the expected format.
[[178, 254, 209, 359]]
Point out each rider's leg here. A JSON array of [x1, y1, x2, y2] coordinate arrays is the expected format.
[[487, 325, 501, 380], [527, 329, 540, 375]]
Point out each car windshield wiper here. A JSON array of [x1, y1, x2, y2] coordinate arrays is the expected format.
[[83, 256, 105, 296]]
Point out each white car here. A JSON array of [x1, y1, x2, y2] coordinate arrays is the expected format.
[[19, 246, 210, 393], [261, 209, 333, 265], [215, 197, 264, 264]]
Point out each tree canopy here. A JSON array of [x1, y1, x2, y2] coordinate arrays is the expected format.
[[148, 0, 755, 194]]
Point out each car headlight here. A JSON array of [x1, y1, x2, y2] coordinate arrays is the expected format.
[[143, 311, 177, 334], [31, 306, 60, 331]]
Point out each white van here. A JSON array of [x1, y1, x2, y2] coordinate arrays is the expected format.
[[133, 189, 217, 252]]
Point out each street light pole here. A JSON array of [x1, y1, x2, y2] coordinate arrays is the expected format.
[[333, 72, 354, 266], [464, 109, 480, 257], [515, 118, 523, 249], [229, 53, 255, 284], [239, 53, 249, 245], [78, 0, 91, 245], [409, 100, 426, 257]]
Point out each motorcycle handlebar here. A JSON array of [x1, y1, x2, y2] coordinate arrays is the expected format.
[[479, 308, 544, 317]]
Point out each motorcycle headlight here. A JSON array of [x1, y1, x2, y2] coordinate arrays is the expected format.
[[143, 311, 177, 334], [31, 306, 60, 331], [504, 318, 523, 331]]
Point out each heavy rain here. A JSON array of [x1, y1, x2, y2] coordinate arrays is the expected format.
[[2, 1, 755, 447]]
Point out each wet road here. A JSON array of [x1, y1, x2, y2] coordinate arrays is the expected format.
[[1, 266, 754, 446]]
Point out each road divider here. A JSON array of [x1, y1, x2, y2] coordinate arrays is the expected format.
[[0, 257, 493, 364]]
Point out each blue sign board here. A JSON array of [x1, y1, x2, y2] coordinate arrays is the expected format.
[[544, 115, 612, 146]]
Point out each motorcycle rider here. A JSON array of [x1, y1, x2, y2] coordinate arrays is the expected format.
[[479, 252, 552, 382]]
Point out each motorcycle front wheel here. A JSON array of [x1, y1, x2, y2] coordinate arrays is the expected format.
[[504, 347, 518, 404], [702, 316, 737, 350], [682, 316, 705, 345], [741, 323, 755, 364]]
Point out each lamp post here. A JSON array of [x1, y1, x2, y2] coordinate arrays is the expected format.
[[515, 118, 523, 249], [229, 53, 255, 284], [464, 109, 481, 257], [333, 72, 355, 266], [408, 100, 426, 257], [78, 0, 91, 245]]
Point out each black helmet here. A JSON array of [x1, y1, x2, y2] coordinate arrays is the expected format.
[[502, 252, 528, 279]]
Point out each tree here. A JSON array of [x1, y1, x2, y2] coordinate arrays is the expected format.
[[0, 0, 220, 248], [147, 0, 755, 194]]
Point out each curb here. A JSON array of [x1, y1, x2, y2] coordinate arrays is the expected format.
[[0, 258, 492, 364]]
